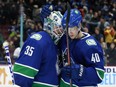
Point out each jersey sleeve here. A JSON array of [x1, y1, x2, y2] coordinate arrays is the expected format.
[[77, 40, 105, 85], [13, 34, 44, 87]]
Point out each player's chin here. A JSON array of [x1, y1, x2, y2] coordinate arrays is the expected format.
[[69, 35, 75, 39]]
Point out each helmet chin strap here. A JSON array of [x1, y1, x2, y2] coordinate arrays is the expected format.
[[75, 26, 81, 39], [75, 30, 80, 39]]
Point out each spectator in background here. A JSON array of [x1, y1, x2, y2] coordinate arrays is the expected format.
[[80, 0, 88, 8], [101, 42, 108, 66], [0, 2, 4, 24], [84, 9, 93, 22], [101, 1, 110, 19], [112, 19, 116, 29], [105, 42, 116, 66], [24, 19, 35, 36], [89, 11, 99, 34], [82, 20, 89, 33], [113, 32, 116, 44], [55, 1, 63, 12], [9, 2, 19, 24], [26, 20, 36, 36], [32, 5, 40, 20], [79, 5, 88, 17], [34, 20, 43, 32], [98, 17, 110, 37], [92, 27, 104, 43], [104, 24, 115, 48]]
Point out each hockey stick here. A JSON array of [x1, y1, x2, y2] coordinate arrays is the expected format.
[[66, 2, 71, 66], [3, 42, 15, 85], [65, 2, 72, 87]]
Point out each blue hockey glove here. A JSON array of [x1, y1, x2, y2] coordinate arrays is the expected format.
[[39, 5, 54, 23], [61, 64, 85, 80]]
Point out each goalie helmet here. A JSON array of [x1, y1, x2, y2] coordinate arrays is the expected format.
[[62, 9, 82, 29], [44, 11, 63, 44]]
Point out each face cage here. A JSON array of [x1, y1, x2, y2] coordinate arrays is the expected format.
[[44, 19, 64, 44], [50, 25, 64, 44]]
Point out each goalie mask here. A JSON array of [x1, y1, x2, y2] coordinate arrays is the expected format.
[[44, 11, 63, 44]]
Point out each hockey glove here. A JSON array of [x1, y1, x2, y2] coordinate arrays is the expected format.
[[61, 64, 85, 80], [39, 5, 54, 22]]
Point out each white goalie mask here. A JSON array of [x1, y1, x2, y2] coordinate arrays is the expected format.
[[44, 11, 64, 44]]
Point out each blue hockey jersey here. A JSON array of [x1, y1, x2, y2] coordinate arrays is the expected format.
[[13, 31, 59, 87], [59, 32, 105, 86]]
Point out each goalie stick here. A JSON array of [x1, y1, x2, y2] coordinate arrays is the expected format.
[[3, 42, 15, 85], [65, 2, 72, 87]]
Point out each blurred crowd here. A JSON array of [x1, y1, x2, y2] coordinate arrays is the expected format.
[[0, 0, 116, 66]]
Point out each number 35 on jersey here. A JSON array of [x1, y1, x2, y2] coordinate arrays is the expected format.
[[24, 46, 35, 56]]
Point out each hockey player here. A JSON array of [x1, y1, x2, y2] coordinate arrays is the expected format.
[[59, 9, 105, 87], [38, 5, 105, 87], [13, 5, 63, 87]]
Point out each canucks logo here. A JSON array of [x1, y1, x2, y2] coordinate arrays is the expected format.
[[30, 34, 42, 40], [75, 10, 79, 14], [86, 39, 97, 46], [62, 48, 75, 66]]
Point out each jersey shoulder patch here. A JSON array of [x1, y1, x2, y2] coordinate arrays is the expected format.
[[86, 39, 97, 46], [30, 34, 42, 40]]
